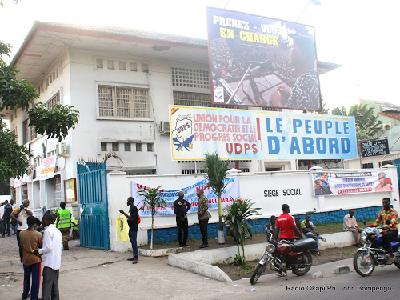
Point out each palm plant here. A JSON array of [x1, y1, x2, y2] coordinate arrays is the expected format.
[[205, 153, 228, 244], [225, 198, 260, 264], [138, 186, 166, 250]]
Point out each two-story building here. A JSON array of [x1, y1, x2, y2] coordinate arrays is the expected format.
[[7, 22, 338, 212]]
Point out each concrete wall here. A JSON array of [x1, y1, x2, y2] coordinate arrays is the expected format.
[[107, 166, 399, 250]]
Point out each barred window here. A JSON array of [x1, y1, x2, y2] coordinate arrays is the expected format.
[[173, 91, 211, 107], [98, 85, 150, 119], [47, 92, 60, 109], [172, 67, 209, 89]]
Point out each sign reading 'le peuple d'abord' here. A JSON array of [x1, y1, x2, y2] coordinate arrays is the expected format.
[[170, 105, 358, 161]]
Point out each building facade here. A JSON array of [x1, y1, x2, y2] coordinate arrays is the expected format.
[[7, 22, 337, 213]]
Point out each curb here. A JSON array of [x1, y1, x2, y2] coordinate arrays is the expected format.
[[139, 247, 183, 257], [167, 231, 356, 282], [168, 254, 232, 282]]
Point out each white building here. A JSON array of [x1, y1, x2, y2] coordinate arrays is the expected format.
[[7, 22, 338, 212]]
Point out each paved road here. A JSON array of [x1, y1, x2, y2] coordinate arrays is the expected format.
[[1, 236, 399, 300]]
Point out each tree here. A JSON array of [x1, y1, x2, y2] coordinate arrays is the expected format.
[[0, 40, 79, 178], [331, 104, 382, 140], [0, 120, 30, 182], [138, 186, 166, 250], [205, 153, 228, 244], [225, 198, 260, 265]]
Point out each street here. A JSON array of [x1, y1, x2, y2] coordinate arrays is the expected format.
[[1, 237, 399, 300]]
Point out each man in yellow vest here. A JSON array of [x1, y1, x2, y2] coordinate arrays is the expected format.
[[56, 202, 72, 250]]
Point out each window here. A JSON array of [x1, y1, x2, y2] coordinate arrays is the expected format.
[[22, 119, 29, 144], [98, 85, 150, 119], [47, 92, 60, 109], [30, 125, 37, 141], [96, 58, 103, 69], [173, 91, 211, 107], [107, 60, 114, 70], [130, 62, 138, 71], [147, 143, 154, 152], [112, 142, 119, 151], [142, 63, 149, 73], [136, 143, 142, 152], [124, 142, 131, 151], [119, 61, 126, 70], [101, 142, 107, 151], [172, 67, 209, 89]]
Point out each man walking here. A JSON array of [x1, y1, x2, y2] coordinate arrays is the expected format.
[[274, 204, 302, 242], [174, 191, 191, 247], [37, 212, 63, 300], [11, 200, 32, 261], [343, 209, 361, 245], [197, 189, 210, 248], [55, 202, 72, 250], [19, 216, 42, 300], [119, 197, 139, 264]]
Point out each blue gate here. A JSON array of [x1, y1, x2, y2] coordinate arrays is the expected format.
[[77, 162, 110, 250]]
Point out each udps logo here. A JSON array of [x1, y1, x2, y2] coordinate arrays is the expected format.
[[172, 115, 194, 152]]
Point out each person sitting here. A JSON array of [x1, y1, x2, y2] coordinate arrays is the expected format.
[[343, 209, 361, 245], [301, 213, 323, 254], [373, 197, 398, 263]]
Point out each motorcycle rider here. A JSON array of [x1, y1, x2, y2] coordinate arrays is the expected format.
[[274, 204, 302, 242], [373, 198, 398, 263]]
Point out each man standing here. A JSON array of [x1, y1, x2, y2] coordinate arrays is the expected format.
[[10, 199, 18, 235], [197, 189, 210, 248], [37, 212, 63, 300], [274, 204, 302, 242], [19, 216, 42, 300], [55, 202, 72, 250], [119, 197, 139, 264], [343, 209, 361, 245], [11, 200, 33, 261], [174, 191, 191, 247], [0, 202, 4, 237], [374, 198, 398, 263], [2, 200, 13, 237]]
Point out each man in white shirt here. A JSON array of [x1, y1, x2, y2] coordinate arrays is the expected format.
[[36, 212, 62, 300], [343, 209, 361, 245]]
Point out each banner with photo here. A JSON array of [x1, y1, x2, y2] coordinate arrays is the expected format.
[[311, 170, 393, 197], [170, 105, 357, 160], [131, 178, 240, 217], [207, 7, 321, 110]]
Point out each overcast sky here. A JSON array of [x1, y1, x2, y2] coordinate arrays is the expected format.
[[1, 0, 399, 109]]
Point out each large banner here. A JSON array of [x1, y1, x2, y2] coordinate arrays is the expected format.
[[170, 105, 357, 160], [311, 170, 393, 196], [131, 178, 240, 217], [207, 7, 321, 110]]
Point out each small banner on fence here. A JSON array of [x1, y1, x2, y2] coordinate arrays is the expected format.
[[130, 178, 240, 217], [311, 170, 393, 196]]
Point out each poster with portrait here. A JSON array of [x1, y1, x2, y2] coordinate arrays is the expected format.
[[207, 7, 321, 110], [311, 170, 393, 197]]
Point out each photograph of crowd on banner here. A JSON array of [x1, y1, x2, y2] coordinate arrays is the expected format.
[[311, 170, 393, 196], [130, 178, 240, 217], [170, 105, 358, 161], [207, 7, 321, 110]]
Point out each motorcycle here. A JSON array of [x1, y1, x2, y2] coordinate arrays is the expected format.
[[353, 226, 400, 277], [250, 227, 316, 285]]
